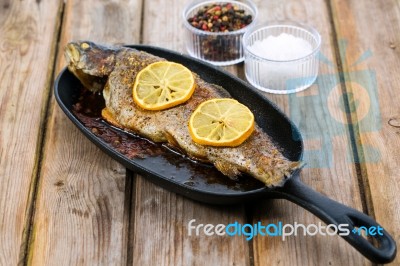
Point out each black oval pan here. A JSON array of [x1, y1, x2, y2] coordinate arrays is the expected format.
[[54, 45, 396, 263]]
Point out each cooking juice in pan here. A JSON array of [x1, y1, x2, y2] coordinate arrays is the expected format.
[[72, 87, 264, 192]]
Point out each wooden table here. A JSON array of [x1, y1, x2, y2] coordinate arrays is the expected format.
[[1, 0, 399, 265]]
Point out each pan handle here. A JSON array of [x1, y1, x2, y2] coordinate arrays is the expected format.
[[272, 173, 397, 264]]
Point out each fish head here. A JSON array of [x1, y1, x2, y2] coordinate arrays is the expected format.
[[65, 41, 118, 91]]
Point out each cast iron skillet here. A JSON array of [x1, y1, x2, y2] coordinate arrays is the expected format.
[[54, 45, 396, 264]]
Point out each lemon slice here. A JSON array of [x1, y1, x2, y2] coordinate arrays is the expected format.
[[133, 61, 195, 110], [189, 98, 255, 147]]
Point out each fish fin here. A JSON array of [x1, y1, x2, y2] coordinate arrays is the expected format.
[[164, 131, 181, 150], [214, 160, 241, 179], [164, 130, 209, 162], [67, 68, 107, 92], [101, 108, 123, 128]]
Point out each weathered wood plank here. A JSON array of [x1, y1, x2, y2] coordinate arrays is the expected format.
[[131, 178, 250, 266], [249, 0, 370, 265], [331, 0, 400, 265], [28, 0, 143, 265], [129, 0, 250, 265], [0, 0, 62, 265]]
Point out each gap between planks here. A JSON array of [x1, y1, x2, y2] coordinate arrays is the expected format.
[[139, 0, 146, 44], [20, 2, 65, 265], [325, 0, 375, 219], [125, 171, 135, 266]]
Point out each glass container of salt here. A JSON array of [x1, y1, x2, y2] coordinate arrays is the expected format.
[[243, 21, 321, 94]]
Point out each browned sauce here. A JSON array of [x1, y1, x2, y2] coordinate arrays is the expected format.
[[72, 88, 264, 192]]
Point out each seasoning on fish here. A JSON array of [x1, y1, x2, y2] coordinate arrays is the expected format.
[[64, 41, 301, 187]]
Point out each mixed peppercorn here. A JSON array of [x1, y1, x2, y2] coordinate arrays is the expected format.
[[186, 2, 254, 62], [188, 3, 253, 33]]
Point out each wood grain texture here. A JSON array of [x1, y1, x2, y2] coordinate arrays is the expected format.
[[28, 0, 143, 265], [331, 0, 400, 265], [128, 0, 249, 265], [0, 0, 62, 265], [249, 0, 371, 265], [141, 0, 185, 50], [14, 0, 398, 265], [130, 178, 250, 266]]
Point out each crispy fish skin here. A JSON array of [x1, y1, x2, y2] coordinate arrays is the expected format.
[[65, 41, 300, 187]]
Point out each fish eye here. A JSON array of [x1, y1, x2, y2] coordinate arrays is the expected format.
[[80, 42, 90, 49]]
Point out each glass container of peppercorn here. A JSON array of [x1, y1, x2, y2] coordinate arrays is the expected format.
[[183, 0, 257, 66]]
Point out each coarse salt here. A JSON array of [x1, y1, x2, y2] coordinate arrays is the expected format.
[[248, 33, 313, 60]]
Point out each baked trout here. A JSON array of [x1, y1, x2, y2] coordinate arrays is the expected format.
[[64, 41, 300, 187]]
